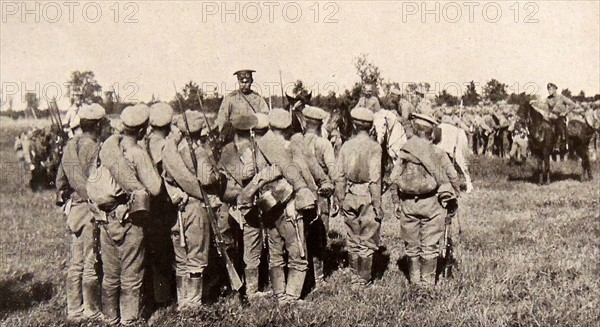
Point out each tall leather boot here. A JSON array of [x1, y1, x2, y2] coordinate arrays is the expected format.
[[349, 254, 362, 284], [283, 269, 306, 303], [175, 276, 188, 312], [66, 277, 84, 321], [359, 256, 373, 286], [245, 268, 261, 298], [102, 288, 120, 326], [120, 287, 142, 325], [421, 257, 438, 286], [313, 257, 325, 285], [407, 256, 421, 285], [186, 273, 203, 308], [82, 279, 103, 320], [269, 267, 286, 302]]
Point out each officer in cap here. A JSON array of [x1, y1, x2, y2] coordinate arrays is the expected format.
[[144, 102, 177, 307], [336, 107, 382, 286], [546, 82, 576, 153], [389, 113, 461, 286], [98, 104, 162, 325], [215, 69, 270, 141], [161, 110, 222, 311], [355, 84, 381, 112], [55, 103, 107, 322]]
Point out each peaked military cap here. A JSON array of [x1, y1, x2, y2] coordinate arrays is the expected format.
[[547, 82, 557, 89], [177, 110, 205, 134], [390, 87, 402, 96], [255, 112, 269, 130], [121, 104, 149, 128], [268, 108, 292, 129], [411, 113, 438, 127], [303, 106, 328, 121], [78, 103, 106, 120], [232, 113, 258, 131], [149, 102, 174, 127], [350, 107, 374, 123], [234, 69, 256, 83]]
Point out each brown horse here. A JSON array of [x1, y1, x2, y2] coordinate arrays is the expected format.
[[518, 102, 594, 184]]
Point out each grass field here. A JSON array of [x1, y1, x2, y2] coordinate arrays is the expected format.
[[1, 119, 599, 326]]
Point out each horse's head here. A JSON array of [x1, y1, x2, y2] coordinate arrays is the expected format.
[[285, 91, 312, 111], [326, 104, 354, 140]]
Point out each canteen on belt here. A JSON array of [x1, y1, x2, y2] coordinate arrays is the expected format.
[[258, 178, 294, 213], [128, 189, 151, 221]]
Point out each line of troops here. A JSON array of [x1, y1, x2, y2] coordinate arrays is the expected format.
[[53, 70, 464, 325], [51, 71, 599, 325]]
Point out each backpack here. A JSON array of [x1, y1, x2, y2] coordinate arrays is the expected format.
[[396, 160, 438, 195], [87, 155, 127, 212]]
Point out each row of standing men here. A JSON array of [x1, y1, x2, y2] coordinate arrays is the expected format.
[[55, 70, 462, 325]]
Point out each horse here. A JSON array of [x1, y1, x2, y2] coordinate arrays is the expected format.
[[285, 91, 312, 134], [518, 102, 594, 184], [323, 103, 353, 155], [434, 123, 474, 193]]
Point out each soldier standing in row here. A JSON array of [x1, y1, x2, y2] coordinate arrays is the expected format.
[[215, 69, 270, 143], [219, 114, 268, 300], [390, 113, 461, 286], [162, 111, 221, 310], [300, 105, 343, 284], [55, 103, 107, 322], [337, 107, 383, 286], [239, 108, 316, 303], [98, 104, 162, 325], [144, 103, 177, 307]]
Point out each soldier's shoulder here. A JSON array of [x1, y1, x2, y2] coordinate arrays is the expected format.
[[224, 90, 240, 98]]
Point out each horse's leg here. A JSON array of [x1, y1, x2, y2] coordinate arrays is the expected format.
[[577, 144, 592, 181], [544, 152, 551, 184], [537, 156, 543, 185]]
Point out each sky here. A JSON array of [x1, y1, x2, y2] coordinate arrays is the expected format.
[[1, 0, 599, 109]]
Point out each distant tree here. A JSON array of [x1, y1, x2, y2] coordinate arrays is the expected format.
[[561, 88, 572, 98], [483, 79, 508, 103], [462, 81, 481, 106], [435, 90, 460, 106], [292, 80, 308, 96], [67, 71, 103, 104], [353, 53, 384, 94], [573, 90, 587, 102]]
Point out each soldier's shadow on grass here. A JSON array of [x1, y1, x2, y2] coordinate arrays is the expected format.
[[0, 272, 54, 319], [372, 245, 391, 281]]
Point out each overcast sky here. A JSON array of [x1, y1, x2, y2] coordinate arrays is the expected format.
[[1, 0, 599, 108]]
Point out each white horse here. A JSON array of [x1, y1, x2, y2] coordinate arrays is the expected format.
[[435, 123, 473, 193], [373, 109, 407, 162]]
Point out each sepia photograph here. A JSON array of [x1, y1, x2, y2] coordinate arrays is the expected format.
[[1, 0, 599, 326]]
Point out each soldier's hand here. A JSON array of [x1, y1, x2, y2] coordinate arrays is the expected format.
[[394, 203, 403, 219]]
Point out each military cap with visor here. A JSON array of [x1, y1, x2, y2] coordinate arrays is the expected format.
[[302, 106, 328, 121], [410, 113, 438, 128], [234, 69, 256, 83], [232, 113, 258, 131], [121, 104, 150, 128], [149, 102, 174, 127], [177, 110, 205, 134], [268, 108, 292, 129], [79, 103, 106, 120], [350, 107, 374, 123], [254, 112, 269, 130]]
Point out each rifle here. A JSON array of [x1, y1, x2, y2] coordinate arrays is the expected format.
[[439, 201, 458, 279], [279, 70, 286, 109], [50, 98, 68, 140], [249, 129, 268, 250], [173, 83, 243, 291]]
